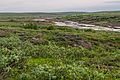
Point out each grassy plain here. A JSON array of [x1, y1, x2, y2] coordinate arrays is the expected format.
[[0, 12, 120, 80]]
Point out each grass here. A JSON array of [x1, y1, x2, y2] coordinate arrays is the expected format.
[[0, 12, 120, 80]]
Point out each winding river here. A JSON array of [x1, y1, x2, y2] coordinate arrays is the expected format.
[[54, 21, 120, 32]]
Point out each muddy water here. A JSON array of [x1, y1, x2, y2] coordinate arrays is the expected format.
[[54, 21, 120, 32]]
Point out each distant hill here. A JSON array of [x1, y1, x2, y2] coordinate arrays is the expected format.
[[0, 12, 84, 18], [0, 11, 120, 18]]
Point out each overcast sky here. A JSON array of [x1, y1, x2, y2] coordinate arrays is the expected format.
[[0, 0, 120, 12]]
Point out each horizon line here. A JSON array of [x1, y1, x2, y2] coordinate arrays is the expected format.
[[0, 10, 120, 13]]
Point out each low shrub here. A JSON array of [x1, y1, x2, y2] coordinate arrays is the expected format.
[[47, 26, 55, 30], [18, 64, 112, 80], [23, 23, 39, 30]]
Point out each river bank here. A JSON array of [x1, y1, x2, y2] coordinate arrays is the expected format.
[[54, 21, 120, 32]]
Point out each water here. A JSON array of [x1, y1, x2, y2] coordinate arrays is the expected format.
[[54, 21, 120, 32]]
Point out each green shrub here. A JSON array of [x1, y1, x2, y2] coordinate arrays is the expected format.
[[19, 73, 31, 80], [17, 64, 111, 80], [47, 26, 55, 30], [23, 23, 39, 30], [84, 29, 96, 32]]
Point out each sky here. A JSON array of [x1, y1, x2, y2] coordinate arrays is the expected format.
[[0, 0, 120, 12]]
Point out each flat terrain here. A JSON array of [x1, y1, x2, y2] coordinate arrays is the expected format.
[[61, 11, 120, 28], [0, 12, 120, 80]]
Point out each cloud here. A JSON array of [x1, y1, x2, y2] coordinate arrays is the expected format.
[[0, 0, 120, 12], [105, 0, 120, 3]]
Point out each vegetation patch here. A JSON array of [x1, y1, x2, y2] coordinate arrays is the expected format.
[[61, 13, 120, 27], [23, 23, 39, 30], [30, 33, 48, 45], [53, 34, 92, 48], [0, 12, 120, 80]]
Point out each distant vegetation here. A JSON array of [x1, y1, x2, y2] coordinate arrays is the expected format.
[[61, 11, 120, 27], [0, 12, 82, 18], [0, 11, 120, 80], [23, 23, 39, 30]]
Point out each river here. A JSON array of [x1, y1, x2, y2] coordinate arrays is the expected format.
[[54, 21, 120, 32]]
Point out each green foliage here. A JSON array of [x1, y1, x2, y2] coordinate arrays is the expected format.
[[62, 13, 120, 27], [9, 19, 15, 22], [0, 26, 120, 80], [27, 64, 109, 80], [47, 26, 55, 30], [0, 13, 120, 80], [23, 23, 39, 30]]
